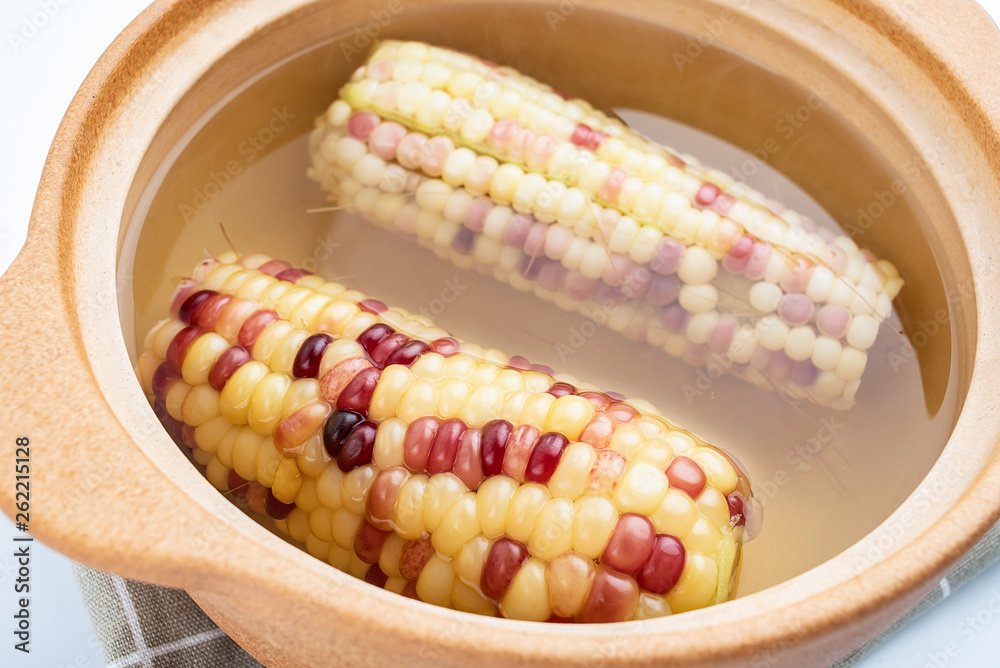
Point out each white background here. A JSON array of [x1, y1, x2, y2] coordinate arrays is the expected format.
[[2, 1, 1000, 666]]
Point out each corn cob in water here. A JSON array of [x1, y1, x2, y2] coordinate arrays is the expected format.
[[138, 253, 758, 622], [308, 40, 904, 410]]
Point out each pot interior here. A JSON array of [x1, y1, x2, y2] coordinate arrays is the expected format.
[[117, 2, 965, 599]]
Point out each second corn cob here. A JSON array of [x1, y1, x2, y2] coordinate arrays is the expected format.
[[139, 252, 757, 622], [308, 39, 903, 409]]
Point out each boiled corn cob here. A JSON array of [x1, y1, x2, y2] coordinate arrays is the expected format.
[[138, 252, 758, 622], [308, 39, 903, 410]]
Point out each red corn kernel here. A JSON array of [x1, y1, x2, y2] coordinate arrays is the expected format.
[[245, 482, 268, 514], [529, 363, 554, 376], [570, 123, 593, 148], [481, 419, 513, 477], [165, 325, 203, 370], [178, 290, 216, 325], [637, 534, 686, 595], [579, 391, 612, 411], [180, 424, 198, 450], [399, 537, 435, 581], [323, 409, 365, 458], [714, 193, 735, 215], [695, 182, 721, 207], [355, 520, 390, 564], [547, 382, 577, 397], [579, 413, 617, 450], [607, 402, 638, 423], [258, 260, 292, 276], [523, 433, 570, 484], [404, 416, 441, 471], [367, 467, 408, 528], [237, 310, 279, 348], [293, 333, 333, 378], [401, 581, 420, 600], [451, 227, 476, 255], [383, 340, 431, 368], [336, 367, 381, 413], [452, 428, 484, 490], [427, 418, 466, 474], [359, 298, 387, 315], [151, 362, 179, 399], [169, 279, 200, 316], [337, 420, 378, 471], [431, 337, 460, 356], [576, 566, 639, 623], [602, 513, 656, 575], [370, 332, 410, 367], [348, 111, 381, 140], [319, 357, 373, 405], [606, 390, 626, 402], [357, 323, 394, 355], [152, 398, 183, 444], [208, 345, 251, 391], [228, 470, 249, 499], [364, 564, 389, 589], [191, 293, 232, 331], [274, 268, 312, 283], [481, 537, 529, 601], [727, 493, 747, 526], [585, 129, 607, 152], [264, 490, 295, 520], [508, 355, 530, 371], [666, 456, 707, 499]]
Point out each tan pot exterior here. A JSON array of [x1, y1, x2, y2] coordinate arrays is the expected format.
[[2, 0, 1000, 666]]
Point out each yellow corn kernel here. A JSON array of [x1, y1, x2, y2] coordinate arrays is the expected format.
[[214, 424, 240, 469], [315, 300, 360, 335], [272, 457, 303, 504], [232, 427, 264, 481], [459, 384, 505, 429], [543, 395, 596, 441], [328, 543, 353, 571], [518, 392, 555, 429], [340, 465, 376, 515], [309, 507, 334, 543], [220, 361, 269, 425], [286, 507, 310, 543], [528, 497, 575, 561], [181, 384, 221, 427], [666, 554, 719, 613], [454, 534, 490, 587], [608, 423, 645, 459], [431, 492, 480, 557], [252, 320, 294, 363], [546, 441, 596, 499], [634, 437, 674, 470], [255, 437, 282, 487], [422, 473, 467, 533], [692, 447, 739, 495], [297, 433, 331, 478], [476, 475, 517, 537], [437, 377, 472, 419], [650, 488, 699, 536], [305, 534, 331, 561], [613, 462, 670, 516], [165, 382, 190, 421], [500, 558, 552, 622], [416, 554, 455, 608], [331, 507, 363, 551], [379, 533, 406, 579], [373, 417, 407, 469], [506, 483, 551, 544], [191, 447, 214, 466], [572, 495, 618, 559], [194, 415, 233, 454], [393, 473, 429, 540], [247, 372, 291, 435], [296, 476, 321, 512], [180, 333, 229, 386], [452, 579, 497, 616], [205, 456, 229, 491], [315, 464, 344, 510], [391, 375, 434, 422], [270, 329, 310, 378]]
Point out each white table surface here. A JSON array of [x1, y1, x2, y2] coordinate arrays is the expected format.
[[2, 1, 1000, 666]]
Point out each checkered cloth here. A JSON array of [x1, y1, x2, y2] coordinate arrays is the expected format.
[[74, 520, 1000, 667]]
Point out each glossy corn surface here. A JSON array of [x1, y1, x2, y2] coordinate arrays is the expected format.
[[308, 39, 903, 409], [139, 253, 758, 622]]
